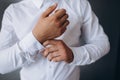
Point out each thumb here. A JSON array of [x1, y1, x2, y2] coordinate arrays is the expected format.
[[41, 3, 57, 18]]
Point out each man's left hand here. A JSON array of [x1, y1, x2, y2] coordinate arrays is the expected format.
[[42, 40, 74, 63]]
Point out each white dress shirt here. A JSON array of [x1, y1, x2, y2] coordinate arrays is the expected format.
[[0, 0, 110, 80]]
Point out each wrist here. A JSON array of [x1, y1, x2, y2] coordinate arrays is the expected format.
[[66, 49, 74, 63], [32, 31, 47, 44], [69, 50, 74, 63]]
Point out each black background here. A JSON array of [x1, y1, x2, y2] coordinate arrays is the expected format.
[[0, 0, 120, 80]]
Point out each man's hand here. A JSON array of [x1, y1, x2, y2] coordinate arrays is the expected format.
[[42, 40, 74, 63], [32, 3, 69, 43]]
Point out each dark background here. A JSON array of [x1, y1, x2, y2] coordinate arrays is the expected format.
[[0, 0, 120, 80]]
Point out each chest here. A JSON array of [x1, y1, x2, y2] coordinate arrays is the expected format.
[[13, 0, 83, 46]]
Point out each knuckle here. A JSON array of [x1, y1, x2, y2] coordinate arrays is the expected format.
[[45, 49, 49, 53], [43, 42, 47, 46], [56, 21, 61, 26], [51, 17, 58, 23], [66, 20, 69, 23], [52, 16, 57, 20], [61, 9, 66, 13], [48, 55, 52, 60], [66, 14, 69, 18], [65, 20, 70, 26], [49, 56, 52, 60], [44, 52, 48, 57], [47, 48, 50, 52], [46, 40, 50, 44]]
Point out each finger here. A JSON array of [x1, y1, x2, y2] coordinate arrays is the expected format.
[[43, 40, 58, 47], [61, 27, 67, 34], [53, 9, 66, 19], [45, 46, 58, 53], [55, 9, 59, 13], [61, 20, 69, 28], [47, 52, 60, 61], [42, 48, 49, 57], [60, 20, 69, 34], [60, 14, 69, 25], [42, 45, 58, 57], [52, 56, 63, 62], [41, 3, 57, 18]]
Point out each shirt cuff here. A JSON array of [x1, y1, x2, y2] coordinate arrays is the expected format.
[[19, 32, 44, 56], [69, 46, 88, 66]]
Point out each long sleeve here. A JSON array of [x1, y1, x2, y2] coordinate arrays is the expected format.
[[70, 0, 110, 66], [0, 5, 44, 74]]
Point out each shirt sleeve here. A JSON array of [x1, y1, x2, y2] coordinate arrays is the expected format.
[[0, 5, 44, 74], [70, 0, 110, 66]]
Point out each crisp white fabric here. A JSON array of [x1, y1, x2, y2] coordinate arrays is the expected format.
[[0, 0, 110, 80]]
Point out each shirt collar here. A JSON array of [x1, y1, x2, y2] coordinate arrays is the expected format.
[[32, 0, 45, 8]]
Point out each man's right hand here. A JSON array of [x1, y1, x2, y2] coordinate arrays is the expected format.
[[32, 3, 69, 43]]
